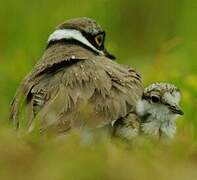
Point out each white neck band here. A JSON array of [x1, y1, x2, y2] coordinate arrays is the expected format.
[[48, 29, 103, 55]]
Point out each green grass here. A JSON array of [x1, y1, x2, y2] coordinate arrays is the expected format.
[[0, 0, 197, 179], [0, 130, 197, 180]]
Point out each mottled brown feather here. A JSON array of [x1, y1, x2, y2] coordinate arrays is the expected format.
[[10, 43, 143, 133]]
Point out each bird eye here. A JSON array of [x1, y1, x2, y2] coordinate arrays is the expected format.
[[151, 96, 160, 103], [95, 34, 104, 47]]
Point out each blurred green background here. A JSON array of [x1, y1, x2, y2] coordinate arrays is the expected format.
[[0, 0, 197, 179]]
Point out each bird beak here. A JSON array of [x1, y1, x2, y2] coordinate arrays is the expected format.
[[169, 105, 184, 115], [103, 48, 116, 60]]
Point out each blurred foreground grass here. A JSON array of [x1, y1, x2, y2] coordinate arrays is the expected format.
[[0, 0, 197, 179], [0, 128, 197, 180]]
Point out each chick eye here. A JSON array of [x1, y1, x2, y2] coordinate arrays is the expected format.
[[151, 96, 160, 103], [95, 34, 104, 47]]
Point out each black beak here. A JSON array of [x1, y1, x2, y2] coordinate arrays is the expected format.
[[103, 48, 116, 60], [169, 105, 184, 115]]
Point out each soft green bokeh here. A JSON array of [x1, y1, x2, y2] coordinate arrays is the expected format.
[[0, 0, 197, 179]]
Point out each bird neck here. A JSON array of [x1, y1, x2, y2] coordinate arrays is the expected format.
[[48, 39, 99, 55], [141, 114, 176, 139], [42, 41, 97, 63]]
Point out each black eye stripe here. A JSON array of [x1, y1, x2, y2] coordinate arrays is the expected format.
[[81, 31, 105, 51], [143, 95, 161, 103]]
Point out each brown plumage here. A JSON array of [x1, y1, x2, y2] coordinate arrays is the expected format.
[[9, 17, 143, 134]]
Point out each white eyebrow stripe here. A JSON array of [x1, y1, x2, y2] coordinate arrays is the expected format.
[[47, 29, 103, 55]]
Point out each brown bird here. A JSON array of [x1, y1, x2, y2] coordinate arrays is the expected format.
[[10, 17, 143, 135]]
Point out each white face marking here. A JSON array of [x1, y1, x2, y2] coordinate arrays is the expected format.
[[163, 91, 181, 106], [48, 29, 104, 55]]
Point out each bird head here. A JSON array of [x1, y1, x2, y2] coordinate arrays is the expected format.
[[136, 82, 184, 122], [47, 17, 115, 60]]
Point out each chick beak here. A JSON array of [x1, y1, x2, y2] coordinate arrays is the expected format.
[[103, 48, 116, 60], [169, 105, 184, 115]]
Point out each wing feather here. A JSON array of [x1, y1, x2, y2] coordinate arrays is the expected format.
[[10, 46, 143, 133]]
